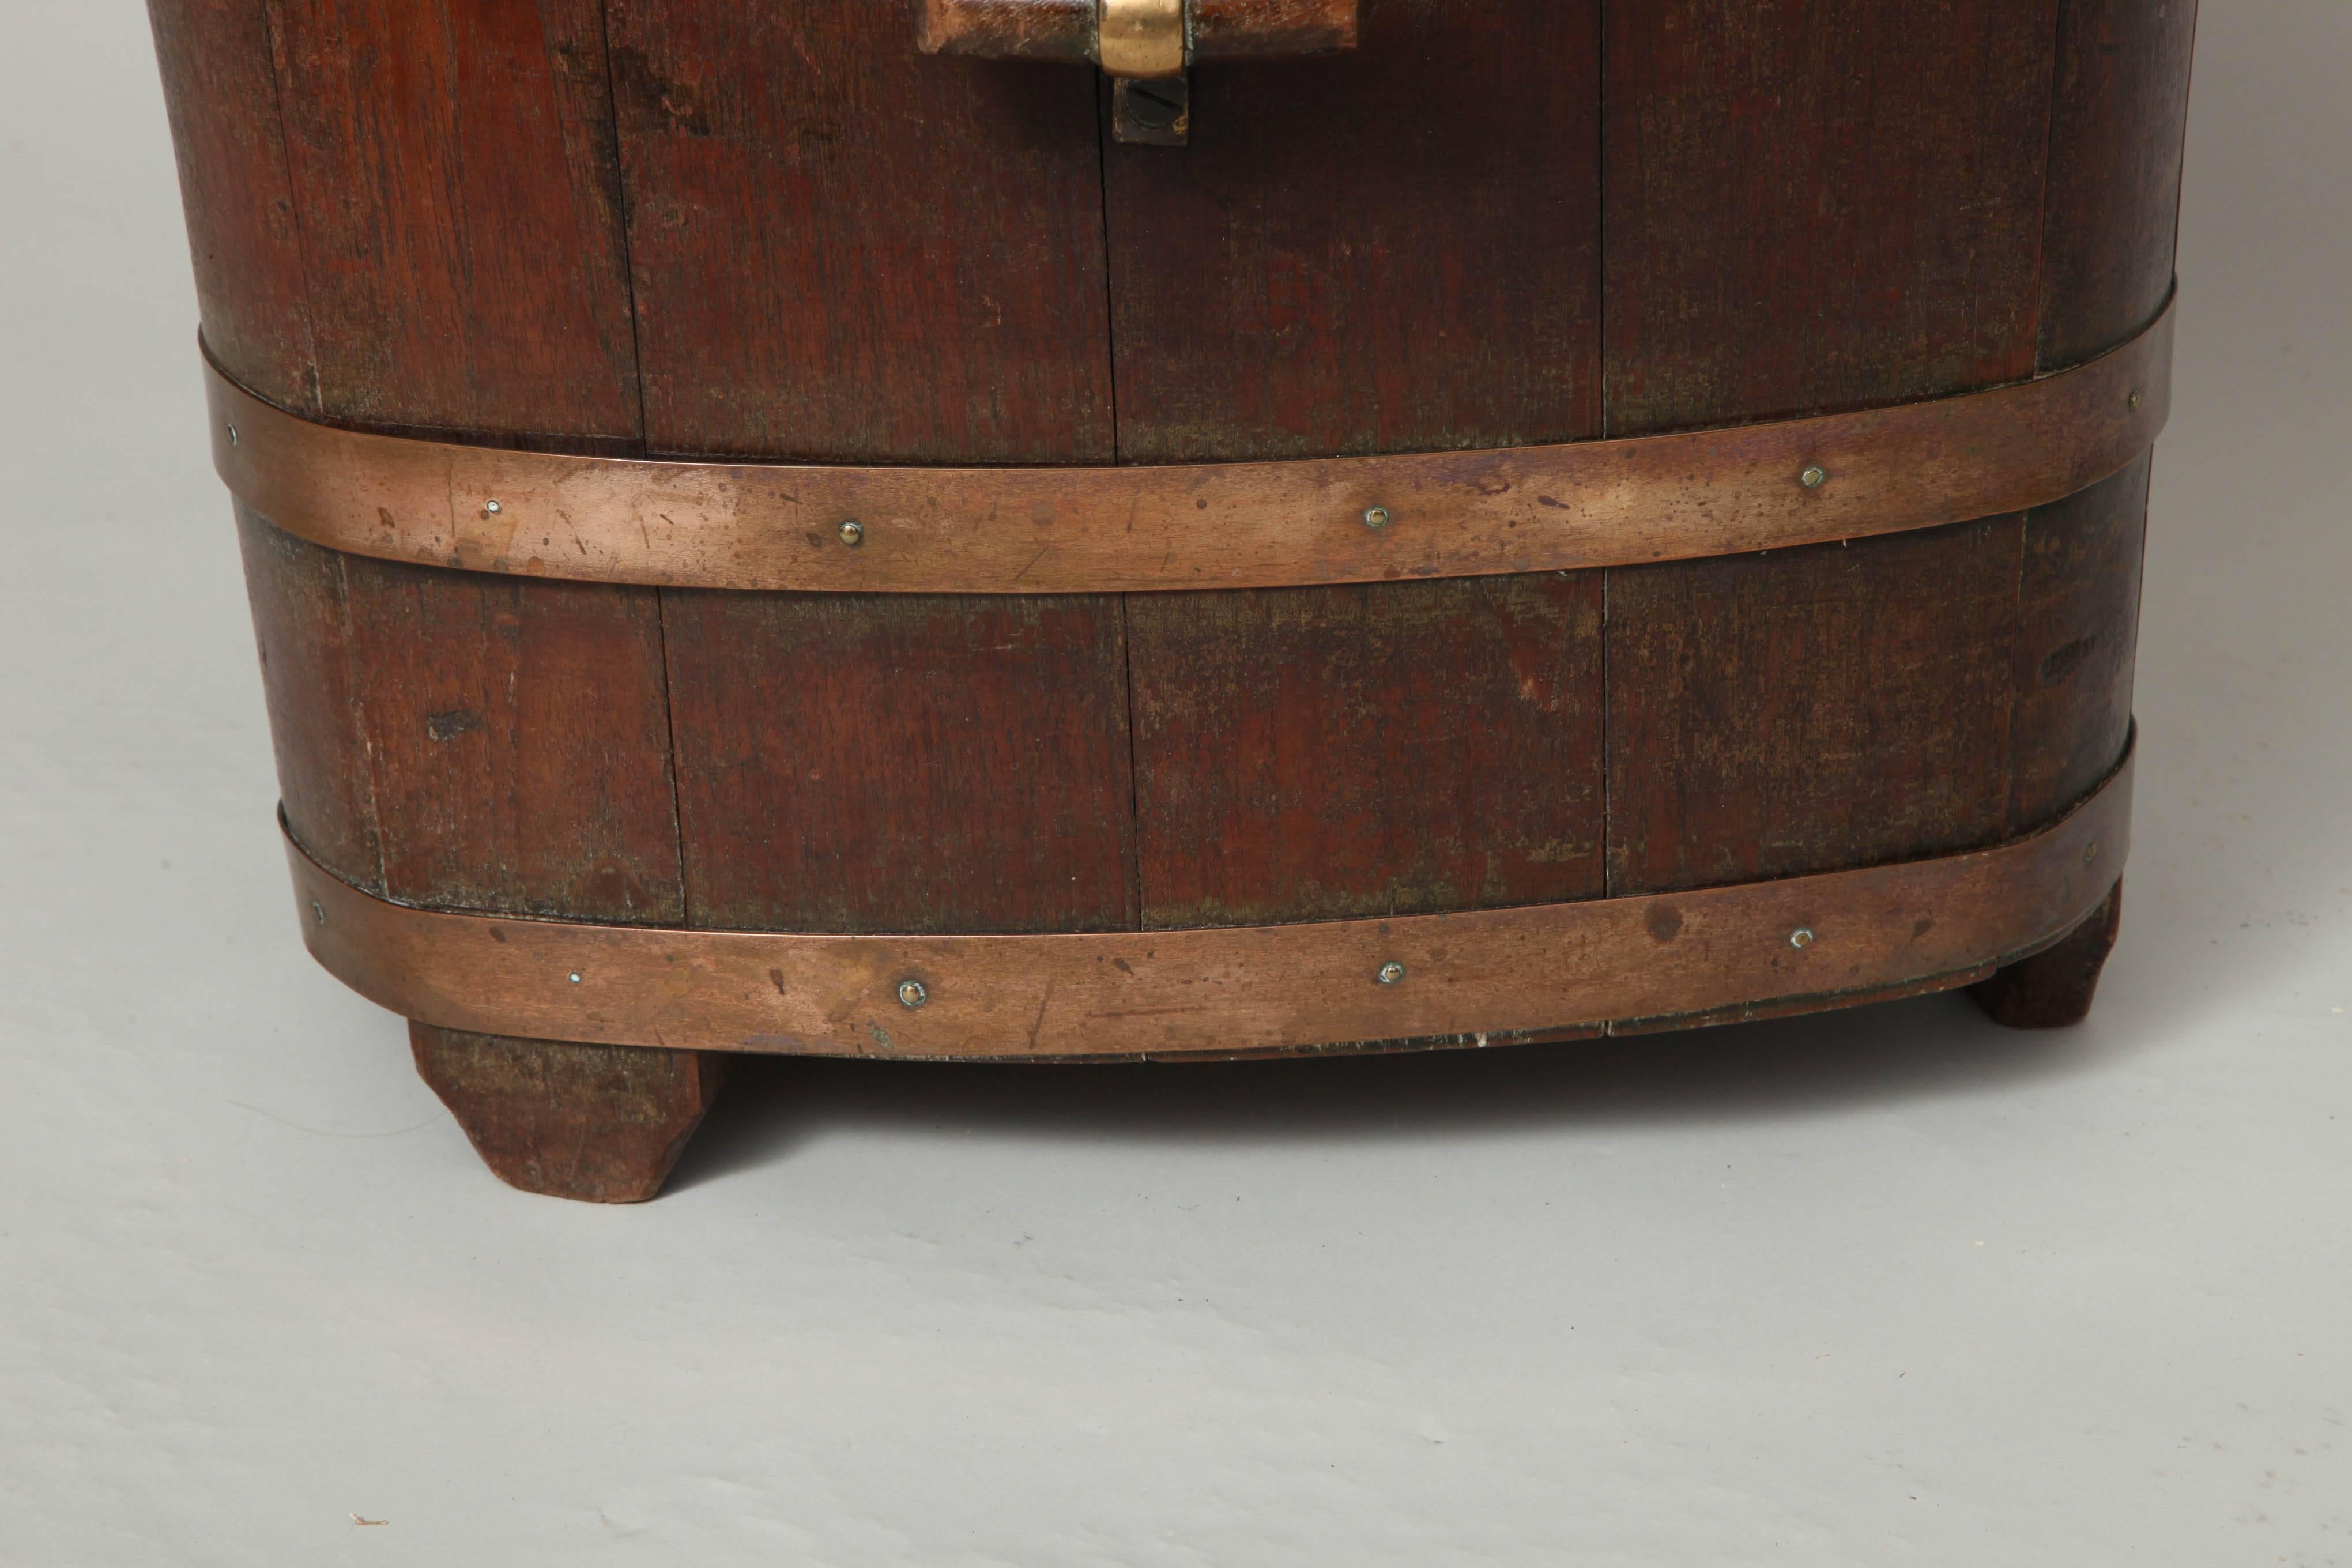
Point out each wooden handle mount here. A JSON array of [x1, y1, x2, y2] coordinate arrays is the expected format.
[[914, 0, 1360, 77]]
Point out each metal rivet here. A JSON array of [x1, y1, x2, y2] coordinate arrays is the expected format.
[[898, 979, 928, 1009], [2085, 840, 2100, 865], [1362, 505, 1392, 530], [1377, 961, 1406, 985], [1799, 465, 1828, 489], [227, 423, 239, 447], [1789, 928, 1816, 949], [484, 499, 503, 514], [1121, 75, 1189, 133], [2128, 390, 2143, 410], [839, 519, 865, 547], [310, 899, 325, 927], [568, 971, 582, 984]]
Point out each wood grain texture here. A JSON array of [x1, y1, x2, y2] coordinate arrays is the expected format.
[[662, 592, 1137, 936], [1103, 0, 1602, 462], [1105, 0, 1606, 966], [154, 0, 2189, 1087], [1600, 0, 2067, 901], [410, 1024, 728, 1200], [208, 0, 692, 939], [1601, 0, 2059, 435], [1129, 576, 1605, 928], [340, 559, 683, 924], [2010, 457, 2149, 832], [2040, 0, 2200, 368], [606, 0, 1114, 461], [916, 0, 1095, 61], [290, 751, 2132, 1059], [264, 0, 640, 439], [146, 0, 316, 410], [613, 0, 1132, 948], [1189, 0, 1360, 61], [1607, 518, 2028, 896], [235, 508, 380, 891]]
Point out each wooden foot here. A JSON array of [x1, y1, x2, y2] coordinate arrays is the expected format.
[[1971, 879, 2123, 1030], [409, 1024, 729, 1202]]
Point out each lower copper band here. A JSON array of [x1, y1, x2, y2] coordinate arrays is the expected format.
[[205, 299, 2172, 597], [287, 742, 2131, 1061]]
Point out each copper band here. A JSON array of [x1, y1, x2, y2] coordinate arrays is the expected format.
[[204, 299, 2172, 597], [287, 742, 2130, 1061]]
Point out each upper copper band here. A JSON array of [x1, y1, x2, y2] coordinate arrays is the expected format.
[[206, 299, 2171, 597], [288, 742, 2130, 1061]]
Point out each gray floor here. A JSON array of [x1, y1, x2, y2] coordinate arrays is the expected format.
[[4, 5, 2347, 1564]]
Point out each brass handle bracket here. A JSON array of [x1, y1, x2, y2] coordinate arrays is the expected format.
[[914, 0, 1360, 144]]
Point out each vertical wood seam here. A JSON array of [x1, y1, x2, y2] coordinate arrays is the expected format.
[[655, 588, 701, 928], [653, 587, 695, 926], [593, 0, 653, 457], [1118, 593, 1144, 932], [1592, 1, 1618, 906], [1595, 0, 1612, 441], [1094, 76, 1125, 464], [1600, 567, 1614, 898], [2006, 509, 2034, 838], [590, 0, 691, 933], [329, 549, 389, 895], [1100, 71, 1143, 932]]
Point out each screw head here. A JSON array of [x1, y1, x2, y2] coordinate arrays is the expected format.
[[1789, 928, 1816, 949], [2084, 839, 2100, 865], [568, 971, 582, 984], [839, 519, 865, 547], [227, 423, 239, 447], [2128, 390, 2143, 410], [310, 899, 325, 927], [1799, 465, 1828, 489], [1362, 505, 1392, 530], [1123, 76, 1188, 132], [898, 979, 928, 1009], [1377, 961, 1406, 985], [484, 499, 503, 514]]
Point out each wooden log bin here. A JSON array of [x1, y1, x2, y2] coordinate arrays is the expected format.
[[149, 0, 2196, 1200]]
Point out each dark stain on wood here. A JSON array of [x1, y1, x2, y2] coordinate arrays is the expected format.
[[341, 561, 684, 924]]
